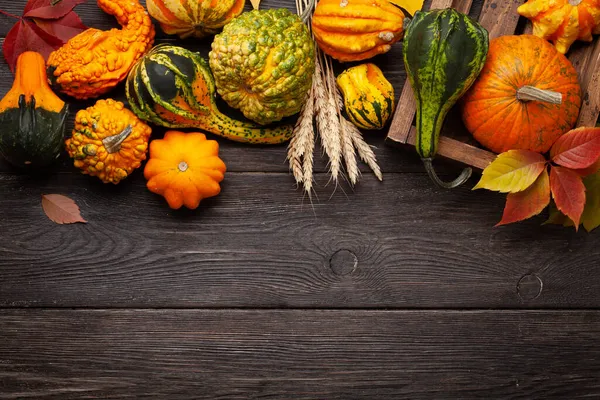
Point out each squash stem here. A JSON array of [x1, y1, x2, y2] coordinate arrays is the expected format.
[[103, 125, 133, 154], [569, 0, 583, 5], [516, 86, 562, 104], [422, 158, 472, 189]]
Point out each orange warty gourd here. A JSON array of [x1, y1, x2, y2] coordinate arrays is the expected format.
[[66, 99, 152, 184], [146, 0, 245, 39], [312, 0, 405, 62], [461, 35, 582, 154], [518, 0, 600, 54], [144, 131, 226, 210], [47, 0, 155, 99]]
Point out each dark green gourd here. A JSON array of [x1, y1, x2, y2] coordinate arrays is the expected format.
[[403, 9, 489, 188], [0, 52, 68, 169]]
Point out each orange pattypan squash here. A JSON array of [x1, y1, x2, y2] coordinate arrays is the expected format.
[[144, 131, 226, 209]]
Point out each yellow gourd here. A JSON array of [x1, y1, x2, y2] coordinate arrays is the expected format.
[[337, 64, 395, 130]]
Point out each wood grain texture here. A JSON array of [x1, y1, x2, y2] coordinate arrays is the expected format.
[[1, 171, 598, 309], [2, 309, 600, 399], [388, 126, 496, 170], [575, 39, 600, 127], [478, 0, 522, 39]]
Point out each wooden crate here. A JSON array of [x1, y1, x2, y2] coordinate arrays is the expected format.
[[386, 0, 600, 171]]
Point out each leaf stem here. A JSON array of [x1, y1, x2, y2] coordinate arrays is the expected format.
[[0, 9, 21, 20]]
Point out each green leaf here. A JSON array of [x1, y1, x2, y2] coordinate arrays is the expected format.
[[581, 172, 600, 232]]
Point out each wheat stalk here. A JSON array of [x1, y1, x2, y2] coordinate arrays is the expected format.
[[347, 119, 383, 181], [289, 0, 382, 196], [314, 54, 342, 183]]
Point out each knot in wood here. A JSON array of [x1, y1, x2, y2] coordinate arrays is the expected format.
[[329, 249, 358, 276], [517, 274, 543, 301]]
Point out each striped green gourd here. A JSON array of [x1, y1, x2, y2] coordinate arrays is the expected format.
[[403, 9, 489, 188], [126, 44, 293, 145]]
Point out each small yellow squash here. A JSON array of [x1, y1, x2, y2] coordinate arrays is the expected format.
[[66, 99, 152, 184], [336, 63, 395, 130]]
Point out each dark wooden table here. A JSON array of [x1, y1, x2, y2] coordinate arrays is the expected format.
[[2, 0, 600, 398]]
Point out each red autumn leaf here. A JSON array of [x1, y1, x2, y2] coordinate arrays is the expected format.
[[574, 158, 600, 177], [41, 194, 87, 224], [550, 166, 586, 229], [2, 19, 64, 72], [497, 167, 550, 227], [1, 0, 86, 71], [23, 0, 84, 20], [33, 11, 86, 42], [551, 127, 600, 169]]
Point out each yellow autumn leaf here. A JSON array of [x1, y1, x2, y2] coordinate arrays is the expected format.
[[388, 0, 425, 16], [250, 0, 260, 9], [473, 150, 547, 193]]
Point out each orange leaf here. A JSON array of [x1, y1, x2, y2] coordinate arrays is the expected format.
[[549, 166, 586, 229], [41, 194, 87, 224], [473, 150, 547, 193], [497, 168, 550, 226], [550, 127, 600, 169]]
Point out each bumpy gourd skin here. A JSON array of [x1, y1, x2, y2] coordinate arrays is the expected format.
[[47, 0, 155, 99], [518, 0, 600, 54], [126, 44, 294, 144], [209, 8, 315, 125], [66, 99, 152, 184]]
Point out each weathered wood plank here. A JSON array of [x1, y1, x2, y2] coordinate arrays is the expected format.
[[0, 171, 597, 309], [2, 309, 600, 399]]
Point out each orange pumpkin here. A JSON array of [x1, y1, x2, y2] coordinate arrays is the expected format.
[[144, 131, 226, 210], [311, 0, 405, 62], [461, 35, 582, 154]]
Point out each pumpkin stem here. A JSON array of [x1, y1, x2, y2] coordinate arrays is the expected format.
[[516, 86, 562, 105], [178, 161, 189, 172], [569, 0, 583, 5], [422, 158, 472, 189], [103, 125, 133, 154]]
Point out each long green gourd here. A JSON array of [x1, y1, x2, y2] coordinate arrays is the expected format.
[[403, 8, 489, 188]]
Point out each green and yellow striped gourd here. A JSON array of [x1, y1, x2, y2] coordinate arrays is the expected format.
[[126, 44, 293, 145], [403, 8, 489, 188], [337, 64, 395, 130]]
